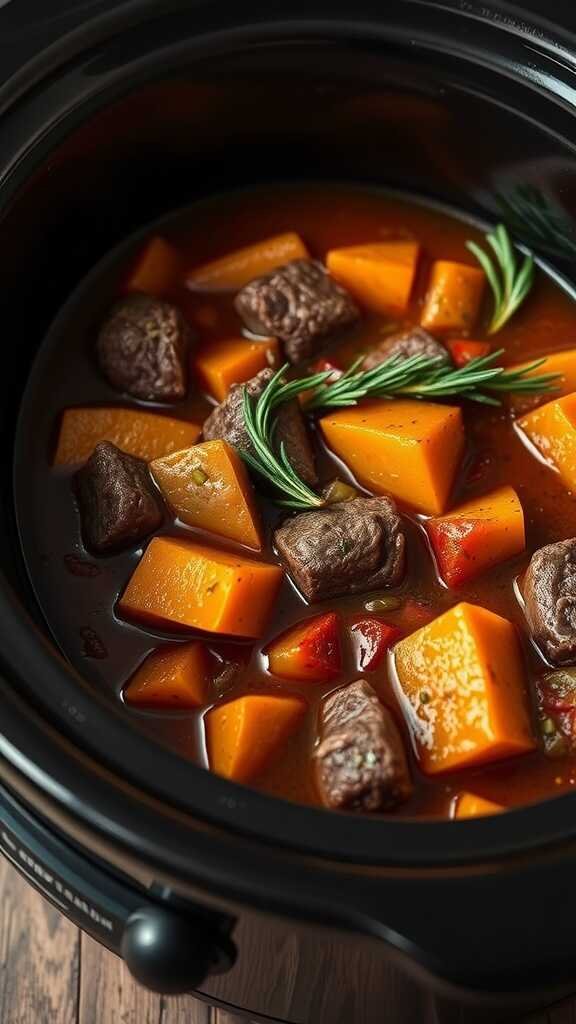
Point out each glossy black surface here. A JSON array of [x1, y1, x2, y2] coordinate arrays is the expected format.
[[3, 0, 576, 1003]]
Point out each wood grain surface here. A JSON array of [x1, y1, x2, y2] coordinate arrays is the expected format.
[[0, 857, 573, 1024]]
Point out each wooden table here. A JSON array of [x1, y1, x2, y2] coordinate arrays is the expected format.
[[0, 855, 573, 1024]]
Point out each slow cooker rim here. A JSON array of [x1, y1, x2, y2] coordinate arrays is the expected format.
[[4, 1, 576, 869]]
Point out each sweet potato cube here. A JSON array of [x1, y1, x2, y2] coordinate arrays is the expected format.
[[421, 260, 485, 334], [455, 792, 505, 819], [118, 536, 282, 638], [194, 336, 278, 402], [326, 241, 420, 314], [125, 236, 180, 296], [54, 407, 201, 466], [320, 399, 465, 514], [186, 232, 309, 291], [509, 349, 576, 411], [207, 694, 306, 782], [124, 642, 209, 709], [518, 392, 576, 492], [150, 440, 262, 550], [394, 602, 535, 775], [266, 612, 342, 682], [426, 485, 526, 587]]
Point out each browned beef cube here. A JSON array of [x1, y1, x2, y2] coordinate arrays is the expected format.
[[76, 442, 163, 553], [274, 496, 405, 602], [235, 259, 359, 364], [314, 680, 412, 811], [523, 539, 576, 665], [202, 367, 317, 486], [362, 327, 451, 371], [97, 293, 193, 401]]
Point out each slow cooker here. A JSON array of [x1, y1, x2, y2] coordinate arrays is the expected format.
[[4, 2, 576, 1021]]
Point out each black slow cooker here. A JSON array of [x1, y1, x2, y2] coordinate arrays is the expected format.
[[4, 2, 576, 1021]]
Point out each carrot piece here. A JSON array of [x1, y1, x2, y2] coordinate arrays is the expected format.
[[207, 694, 307, 782], [426, 485, 525, 588], [350, 617, 402, 671], [320, 399, 465, 514], [326, 241, 420, 314], [455, 793, 504, 819], [518, 392, 576, 492], [124, 236, 180, 297], [53, 407, 201, 466], [445, 339, 491, 367], [266, 612, 342, 682], [124, 642, 209, 709], [150, 440, 263, 550], [186, 232, 309, 291], [394, 602, 535, 775], [118, 536, 283, 638], [421, 260, 485, 334], [194, 336, 279, 402]]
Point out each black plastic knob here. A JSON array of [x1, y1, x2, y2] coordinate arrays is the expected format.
[[121, 906, 236, 995]]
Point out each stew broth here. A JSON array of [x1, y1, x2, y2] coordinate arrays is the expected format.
[[16, 184, 576, 818]]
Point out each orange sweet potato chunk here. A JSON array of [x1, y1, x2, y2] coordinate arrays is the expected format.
[[124, 642, 209, 709], [194, 336, 279, 402], [53, 407, 201, 466], [207, 694, 306, 782], [394, 602, 535, 775], [421, 260, 485, 334], [125, 236, 180, 296], [266, 612, 342, 682], [426, 485, 526, 587], [510, 349, 576, 412], [518, 392, 576, 492], [118, 537, 283, 638], [320, 399, 464, 514], [150, 440, 262, 550], [326, 241, 420, 314], [186, 232, 309, 291], [455, 792, 505, 819]]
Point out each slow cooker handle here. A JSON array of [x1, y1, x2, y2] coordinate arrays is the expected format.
[[0, 782, 236, 994]]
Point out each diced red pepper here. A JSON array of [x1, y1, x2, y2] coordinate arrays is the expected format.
[[350, 617, 403, 671], [266, 612, 342, 682], [310, 357, 343, 380], [446, 339, 491, 368], [427, 517, 492, 588], [124, 236, 181, 297]]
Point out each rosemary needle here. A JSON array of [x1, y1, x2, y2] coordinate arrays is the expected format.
[[466, 223, 535, 334]]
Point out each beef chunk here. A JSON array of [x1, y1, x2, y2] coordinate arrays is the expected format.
[[203, 367, 317, 486], [235, 259, 359, 364], [362, 327, 451, 371], [523, 539, 576, 665], [314, 680, 412, 811], [97, 293, 192, 401], [274, 496, 405, 602], [76, 442, 163, 553]]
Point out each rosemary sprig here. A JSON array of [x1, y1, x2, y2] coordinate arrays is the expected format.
[[305, 350, 559, 410], [241, 355, 558, 508], [466, 223, 535, 334]]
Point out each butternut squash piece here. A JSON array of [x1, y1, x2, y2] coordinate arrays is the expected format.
[[326, 241, 420, 314], [124, 642, 208, 709], [518, 392, 576, 492], [54, 407, 201, 466], [194, 336, 279, 402], [150, 440, 262, 550], [394, 602, 535, 775], [426, 485, 525, 587], [186, 232, 309, 291], [455, 792, 504, 819], [509, 349, 576, 410], [320, 399, 464, 514], [207, 694, 306, 782], [118, 536, 283, 638], [125, 236, 180, 296], [421, 260, 485, 334]]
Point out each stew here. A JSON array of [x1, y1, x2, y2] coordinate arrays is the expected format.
[[18, 183, 576, 819]]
